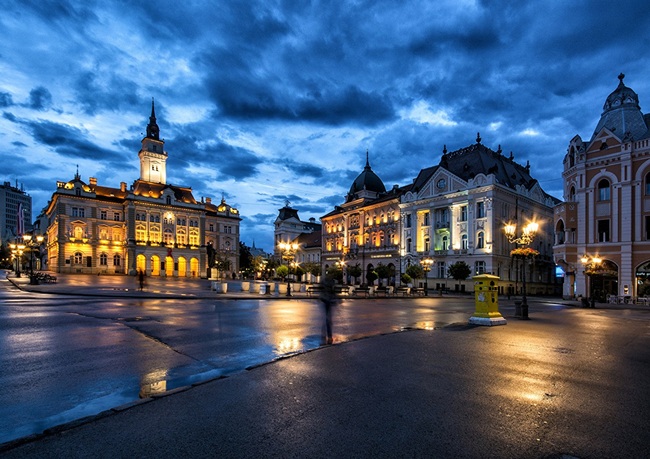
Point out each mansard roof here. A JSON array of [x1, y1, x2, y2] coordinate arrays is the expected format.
[[132, 180, 198, 204]]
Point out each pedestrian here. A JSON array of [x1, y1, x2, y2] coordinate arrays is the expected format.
[[138, 269, 145, 291], [319, 279, 337, 345]]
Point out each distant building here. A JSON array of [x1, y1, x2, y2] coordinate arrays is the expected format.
[[554, 74, 650, 300], [0, 180, 32, 243], [44, 100, 241, 277], [274, 202, 321, 264]]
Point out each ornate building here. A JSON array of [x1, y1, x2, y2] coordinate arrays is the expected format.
[[44, 101, 240, 277], [274, 202, 321, 264], [322, 143, 560, 294], [554, 74, 650, 300], [321, 153, 405, 285], [401, 137, 559, 294]]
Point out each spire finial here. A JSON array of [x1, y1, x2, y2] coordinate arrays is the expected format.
[[618, 73, 625, 85], [476, 132, 481, 144], [366, 149, 370, 167], [146, 98, 160, 140], [443, 144, 447, 155], [75, 164, 80, 180], [497, 144, 502, 154]]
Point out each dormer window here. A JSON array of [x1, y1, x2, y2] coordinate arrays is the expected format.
[[166, 195, 172, 205]]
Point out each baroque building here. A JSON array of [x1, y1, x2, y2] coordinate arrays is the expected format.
[[274, 202, 321, 265], [322, 142, 560, 294], [44, 101, 240, 277], [321, 153, 405, 285], [554, 74, 650, 300], [401, 137, 559, 294]]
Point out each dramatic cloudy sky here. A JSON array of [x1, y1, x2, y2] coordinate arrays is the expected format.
[[2, 0, 649, 251]]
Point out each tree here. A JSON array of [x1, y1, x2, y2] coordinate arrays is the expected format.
[[326, 267, 343, 283], [276, 265, 289, 280], [375, 263, 394, 286], [448, 261, 471, 291], [301, 262, 322, 282], [406, 264, 424, 281], [239, 242, 253, 278], [346, 263, 362, 284], [400, 273, 412, 285], [365, 269, 378, 286]]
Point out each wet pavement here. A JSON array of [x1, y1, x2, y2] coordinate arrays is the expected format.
[[2, 271, 649, 458]]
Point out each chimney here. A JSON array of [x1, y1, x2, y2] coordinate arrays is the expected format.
[[120, 182, 127, 192], [206, 197, 212, 204], [89, 177, 97, 186]]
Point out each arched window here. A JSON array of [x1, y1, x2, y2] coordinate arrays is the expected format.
[[74, 252, 83, 264], [113, 254, 121, 266], [569, 186, 576, 201], [424, 236, 430, 251], [598, 179, 610, 201], [99, 253, 108, 266], [461, 234, 468, 250], [442, 235, 449, 251], [476, 231, 484, 249], [645, 173, 650, 196]]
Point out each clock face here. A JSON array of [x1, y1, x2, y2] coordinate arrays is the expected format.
[[437, 178, 446, 189]]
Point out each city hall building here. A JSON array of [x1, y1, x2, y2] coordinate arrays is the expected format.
[[44, 101, 241, 277]]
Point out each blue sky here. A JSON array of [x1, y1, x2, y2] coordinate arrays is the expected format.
[[1, 0, 649, 251]]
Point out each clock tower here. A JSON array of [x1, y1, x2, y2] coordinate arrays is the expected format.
[[138, 98, 167, 183]]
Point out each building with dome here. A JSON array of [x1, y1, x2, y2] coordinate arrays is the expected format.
[[554, 74, 650, 300], [44, 101, 241, 278], [323, 142, 560, 294], [321, 152, 407, 285]]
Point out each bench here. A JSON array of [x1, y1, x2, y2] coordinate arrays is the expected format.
[[412, 287, 425, 296], [396, 287, 410, 296], [307, 285, 324, 297], [354, 287, 372, 297]]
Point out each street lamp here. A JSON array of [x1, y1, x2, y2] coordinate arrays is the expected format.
[[9, 242, 26, 277], [421, 257, 434, 296], [22, 234, 44, 284], [278, 242, 299, 297], [504, 221, 539, 319], [580, 254, 602, 307]]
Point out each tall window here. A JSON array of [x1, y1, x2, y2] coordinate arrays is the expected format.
[[424, 236, 430, 252], [597, 219, 610, 242], [598, 179, 611, 201], [423, 212, 430, 226], [406, 214, 412, 228], [475, 261, 486, 275], [406, 238, 412, 253], [477, 231, 484, 249], [476, 201, 485, 218], [461, 234, 468, 250], [99, 253, 108, 266], [100, 210, 107, 220], [74, 252, 83, 264], [460, 206, 468, 221], [442, 235, 449, 251], [113, 254, 121, 266], [114, 212, 120, 221], [437, 262, 446, 279]]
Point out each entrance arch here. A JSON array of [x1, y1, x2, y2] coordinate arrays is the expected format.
[[136, 254, 146, 273], [165, 256, 174, 277], [178, 257, 187, 277], [587, 259, 618, 302], [190, 258, 199, 278], [635, 261, 650, 297], [151, 255, 160, 276]]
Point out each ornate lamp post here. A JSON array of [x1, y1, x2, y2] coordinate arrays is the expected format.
[[421, 257, 434, 296], [9, 242, 26, 278], [504, 221, 539, 319], [278, 242, 299, 297], [580, 255, 602, 307], [22, 234, 44, 284]]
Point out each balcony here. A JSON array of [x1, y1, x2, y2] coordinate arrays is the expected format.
[[435, 222, 450, 229]]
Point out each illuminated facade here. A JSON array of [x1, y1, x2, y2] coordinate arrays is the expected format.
[[554, 74, 650, 299], [321, 154, 404, 284], [401, 138, 559, 294], [323, 143, 559, 293], [274, 202, 321, 264], [44, 101, 240, 277]]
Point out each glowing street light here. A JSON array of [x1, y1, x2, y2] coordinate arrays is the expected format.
[[504, 221, 540, 319], [22, 234, 44, 284], [278, 241, 299, 296], [421, 257, 434, 296], [580, 255, 602, 307]]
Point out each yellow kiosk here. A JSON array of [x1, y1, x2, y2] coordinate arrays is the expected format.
[[469, 274, 507, 326]]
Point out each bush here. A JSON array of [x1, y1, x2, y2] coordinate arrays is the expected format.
[[400, 273, 412, 285]]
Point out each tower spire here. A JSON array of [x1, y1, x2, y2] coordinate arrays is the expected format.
[[146, 97, 160, 140], [365, 149, 371, 169]]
